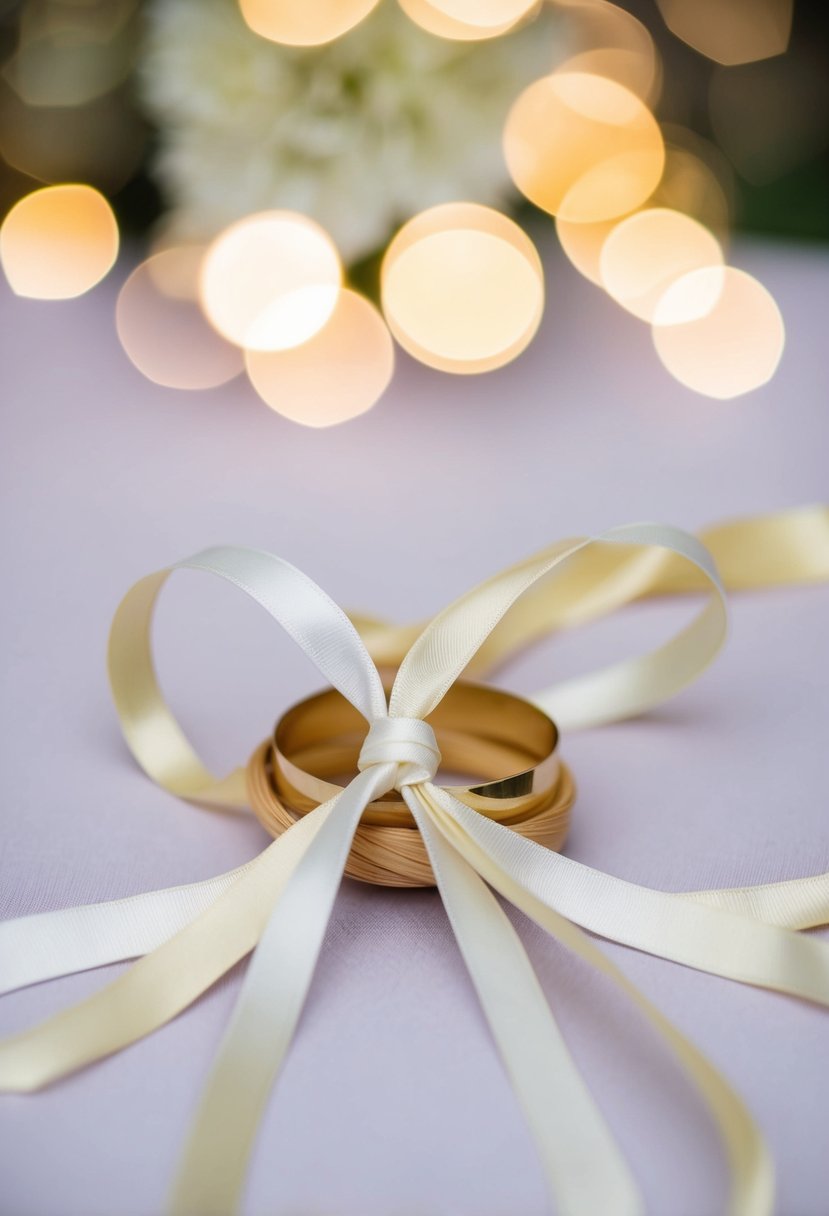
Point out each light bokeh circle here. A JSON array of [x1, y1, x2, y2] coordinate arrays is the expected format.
[[423, 0, 538, 30], [117, 251, 244, 391], [381, 202, 544, 374], [599, 208, 723, 321], [556, 139, 731, 288], [554, 0, 661, 102], [504, 71, 665, 221], [398, 0, 524, 39], [555, 214, 619, 286], [655, 0, 791, 67], [0, 183, 118, 300], [245, 289, 394, 427], [556, 47, 660, 104], [657, 137, 732, 237], [146, 241, 205, 302], [239, 0, 382, 47], [652, 266, 785, 398], [200, 211, 342, 352]]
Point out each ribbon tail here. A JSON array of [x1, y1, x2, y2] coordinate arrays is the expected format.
[[407, 786, 643, 1216], [0, 809, 327, 1093], [681, 874, 829, 930], [168, 765, 390, 1216], [427, 789, 829, 1005], [690, 506, 829, 592], [0, 864, 255, 995], [425, 789, 774, 1216]]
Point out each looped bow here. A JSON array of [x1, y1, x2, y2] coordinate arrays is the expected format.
[[1, 508, 828, 1216]]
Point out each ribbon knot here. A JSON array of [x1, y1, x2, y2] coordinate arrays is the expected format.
[[357, 716, 441, 792]]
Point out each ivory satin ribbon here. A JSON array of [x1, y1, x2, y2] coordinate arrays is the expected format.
[[0, 506, 828, 1216]]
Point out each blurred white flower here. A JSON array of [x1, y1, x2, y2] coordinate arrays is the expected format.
[[140, 0, 557, 263]]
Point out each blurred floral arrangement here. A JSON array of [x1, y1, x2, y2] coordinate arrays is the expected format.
[[142, 0, 554, 265], [0, 0, 825, 425]]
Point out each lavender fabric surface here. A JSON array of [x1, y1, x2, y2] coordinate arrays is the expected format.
[[1, 234, 827, 1216]]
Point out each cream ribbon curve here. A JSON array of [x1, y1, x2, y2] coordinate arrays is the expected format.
[[0, 507, 828, 1216]]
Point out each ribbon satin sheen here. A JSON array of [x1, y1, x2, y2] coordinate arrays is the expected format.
[[0, 506, 828, 1216]]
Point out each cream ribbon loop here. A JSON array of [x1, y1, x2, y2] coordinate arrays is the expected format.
[[357, 716, 442, 790], [1, 509, 828, 1216], [106, 544, 387, 809]]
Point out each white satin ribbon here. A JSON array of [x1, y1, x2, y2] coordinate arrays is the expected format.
[[408, 792, 642, 1216], [1, 518, 827, 1216]]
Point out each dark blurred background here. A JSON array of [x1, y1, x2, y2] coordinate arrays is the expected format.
[[0, 0, 826, 247], [623, 0, 829, 242]]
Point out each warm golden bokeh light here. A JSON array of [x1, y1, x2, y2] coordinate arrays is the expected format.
[[657, 135, 732, 237], [421, 0, 538, 31], [0, 184, 119, 300], [599, 208, 723, 322], [116, 252, 244, 391], [398, 0, 523, 39], [381, 202, 543, 374], [200, 211, 341, 352], [239, 0, 382, 46], [650, 265, 726, 327], [504, 72, 665, 221], [656, 0, 792, 66], [555, 0, 660, 102], [555, 48, 659, 106], [245, 289, 394, 427], [555, 215, 618, 286], [146, 241, 205, 301], [556, 137, 731, 287], [652, 267, 785, 398]]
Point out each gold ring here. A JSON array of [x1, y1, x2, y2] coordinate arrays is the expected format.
[[246, 680, 575, 887], [273, 679, 560, 823]]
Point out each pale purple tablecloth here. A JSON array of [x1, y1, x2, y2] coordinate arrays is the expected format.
[[1, 232, 827, 1216]]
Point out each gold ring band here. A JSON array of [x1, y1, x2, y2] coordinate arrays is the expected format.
[[272, 679, 561, 823], [246, 681, 575, 887]]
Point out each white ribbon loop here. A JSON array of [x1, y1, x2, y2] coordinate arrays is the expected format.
[[357, 716, 441, 791], [106, 545, 388, 809], [390, 524, 727, 729]]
